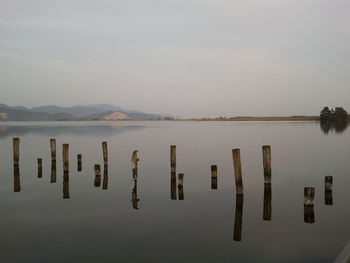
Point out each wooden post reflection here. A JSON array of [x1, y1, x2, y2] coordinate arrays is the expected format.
[[77, 154, 82, 172], [13, 138, 21, 192], [171, 173, 177, 200], [50, 139, 56, 183], [102, 142, 108, 166], [37, 158, 42, 178], [263, 183, 272, 220], [211, 165, 218, 189], [233, 195, 244, 241], [131, 179, 140, 209], [94, 164, 101, 187], [325, 175, 333, 205], [102, 165, 108, 190], [62, 144, 69, 199], [232, 149, 243, 195], [178, 173, 184, 200], [304, 187, 315, 223], [262, 145, 271, 183]]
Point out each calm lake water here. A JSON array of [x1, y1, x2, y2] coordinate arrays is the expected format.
[[0, 121, 349, 263]]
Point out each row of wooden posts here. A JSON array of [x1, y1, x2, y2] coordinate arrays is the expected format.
[[12, 138, 333, 230]]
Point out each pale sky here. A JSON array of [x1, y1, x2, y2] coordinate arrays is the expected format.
[[0, 0, 349, 117]]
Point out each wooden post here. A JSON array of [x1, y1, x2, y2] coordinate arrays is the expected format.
[[325, 175, 333, 205], [263, 183, 272, 221], [94, 164, 101, 187], [233, 195, 244, 241], [13, 138, 20, 165], [304, 187, 315, 223], [232, 149, 243, 195], [131, 179, 140, 209], [37, 158, 42, 178], [50, 138, 56, 162], [50, 139, 56, 183], [62, 144, 69, 171], [178, 173, 184, 200], [262, 145, 271, 183], [171, 173, 177, 200], [13, 138, 21, 192], [170, 145, 176, 174], [131, 150, 139, 178], [102, 141, 108, 167], [211, 165, 218, 189], [77, 154, 82, 172]]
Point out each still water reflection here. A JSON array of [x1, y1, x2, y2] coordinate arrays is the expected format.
[[0, 121, 350, 263]]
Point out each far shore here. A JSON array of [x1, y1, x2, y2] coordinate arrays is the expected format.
[[182, 116, 320, 121]]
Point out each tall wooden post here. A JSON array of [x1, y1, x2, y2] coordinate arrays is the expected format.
[[50, 139, 56, 183], [62, 144, 69, 171], [211, 165, 218, 189], [233, 195, 244, 241], [304, 187, 315, 223], [262, 145, 271, 183], [62, 144, 69, 199], [232, 149, 243, 195], [178, 173, 184, 200], [325, 176, 333, 205], [94, 164, 101, 187], [13, 138, 21, 192], [170, 145, 176, 174], [77, 154, 82, 172], [37, 158, 42, 178], [263, 183, 272, 220], [131, 150, 139, 179], [102, 141, 108, 167], [103, 165, 108, 190]]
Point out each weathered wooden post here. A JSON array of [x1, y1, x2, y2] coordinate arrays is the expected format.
[[171, 173, 177, 200], [77, 154, 82, 172], [94, 164, 101, 187], [131, 150, 139, 179], [13, 138, 21, 192], [232, 149, 243, 195], [131, 179, 140, 209], [211, 165, 218, 189], [233, 195, 244, 241], [170, 145, 176, 174], [102, 165, 108, 190], [62, 144, 69, 171], [304, 187, 315, 223], [37, 158, 42, 178], [50, 139, 56, 183], [262, 145, 271, 183], [325, 176, 333, 205], [178, 173, 184, 200], [102, 141, 108, 166], [263, 183, 272, 221]]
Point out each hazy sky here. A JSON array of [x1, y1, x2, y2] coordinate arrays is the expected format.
[[0, 0, 349, 117]]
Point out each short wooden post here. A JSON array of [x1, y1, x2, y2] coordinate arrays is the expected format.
[[102, 141, 108, 167], [77, 154, 82, 172], [131, 150, 139, 178], [304, 187, 315, 223], [325, 176, 333, 205], [94, 164, 101, 187], [232, 149, 243, 195], [233, 195, 244, 241], [178, 173, 184, 200], [262, 145, 271, 183], [62, 144, 69, 171], [50, 138, 56, 162], [170, 145, 176, 174], [102, 165, 108, 190], [211, 165, 218, 189], [50, 139, 56, 183], [263, 183, 272, 221], [13, 138, 21, 192], [131, 179, 140, 209], [171, 173, 177, 200], [37, 158, 42, 178]]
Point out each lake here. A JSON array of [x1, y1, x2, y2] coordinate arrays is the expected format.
[[0, 121, 349, 263]]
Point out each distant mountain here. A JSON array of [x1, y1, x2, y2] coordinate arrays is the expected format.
[[0, 103, 165, 121]]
